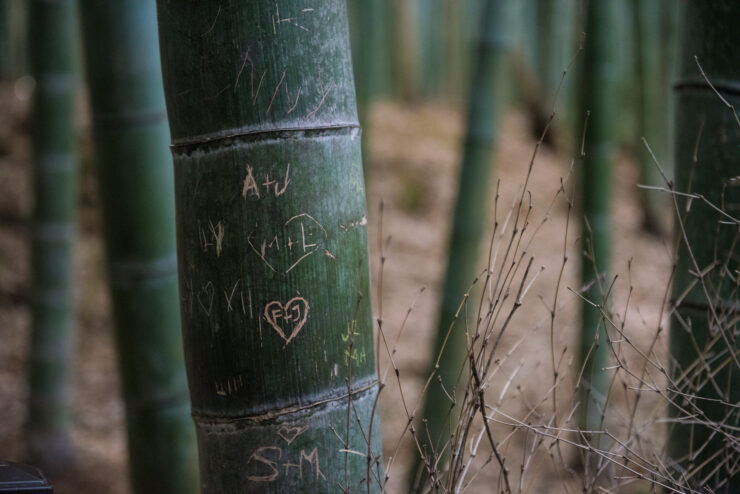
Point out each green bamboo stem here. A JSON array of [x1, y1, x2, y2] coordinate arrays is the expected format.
[[348, 0, 389, 185], [394, 0, 419, 101], [658, 0, 679, 181], [10, 0, 28, 79], [411, 0, 510, 490], [416, 0, 445, 98], [577, 0, 620, 437], [26, 0, 78, 470], [535, 0, 577, 144], [669, 1, 740, 490], [443, 0, 463, 100], [0, 0, 10, 81], [155, 1, 382, 492], [77, 2, 198, 492], [631, 0, 667, 234]]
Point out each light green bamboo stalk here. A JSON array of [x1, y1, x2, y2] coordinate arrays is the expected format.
[[669, 1, 740, 491], [348, 0, 390, 184], [632, 0, 668, 234], [77, 2, 198, 492], [394, 0, 419, 101], [9, 0, 28, 79], [26, 0, 78, 471], [155, 1, 382, 492], [416, 0, 445, 98], [535, 0, 577, 141], [411, 0, 510, 490], [577, 0, 620, 438]]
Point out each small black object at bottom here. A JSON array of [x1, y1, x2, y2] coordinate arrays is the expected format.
[[0, 461, 53, 493]]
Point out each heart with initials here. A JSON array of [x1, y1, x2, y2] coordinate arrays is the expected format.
[[264, 296, 310, 346]]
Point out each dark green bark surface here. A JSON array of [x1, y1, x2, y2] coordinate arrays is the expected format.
[[156, 1, 382, 492], [78, 2, 198, 492], [412, 0, 510, 490], [577, 0, 620, 435], [27, 0, 78, 468], [670, 2, 740, 490], [0, 0, 10, 80]]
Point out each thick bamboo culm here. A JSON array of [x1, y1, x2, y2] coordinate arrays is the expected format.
[[77, 2, 198, 492], [26, 0, 78, 470], [155, 1, 382, 492], [669, 1, 740, 491], [412, 0, 510, 490], [577, 0, 620, 437]]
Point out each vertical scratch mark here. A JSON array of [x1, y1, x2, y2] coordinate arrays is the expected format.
[[208, 220, 225, 257], [224, 279, 240, 312], [266, 69, 287, 115], [287, 86, 302, 114], [253, 71, 266, 104], [248, 289, 253, 319], [258, 316, 263, 346], [234, 50, 250, 93], [306, 80, 336, 118], [202, 5, 221, 36], [240, 291, 247, 315], [193, 177, 201, 199]]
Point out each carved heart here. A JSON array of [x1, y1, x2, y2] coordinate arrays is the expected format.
[[264, 296, 310, 346], [277, 424, 308, 444]]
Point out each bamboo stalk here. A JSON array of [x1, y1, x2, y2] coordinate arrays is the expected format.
[[0, 0, 10, 81], [669, 1, 740, 491], [154, 1, 382, 492], [394, 0, 419, 101], [416, 0, 445, 98], [26, 0, 78, 471], [77, 2, 198, 492], [631, 0, 667, 234], [576, 0, 620, 439], [411, 0, 511, 490], [348, 0, 389, 185]]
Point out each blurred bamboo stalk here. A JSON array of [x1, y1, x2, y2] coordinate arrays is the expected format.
[[348, 0, 391, 185], [411, 0, 511, 490], [26, 0, 78, 471], [416, 0, 445, 98], [632, 0, 668, 234], [77, 2, 198, 492], [576, 0, 620, 442], [669, 1, 740, 491], [0, 0, 10, 81], [394, 0, 419, 101]]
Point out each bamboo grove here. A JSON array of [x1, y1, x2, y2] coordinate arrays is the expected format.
[[3, 0, 739, 492]]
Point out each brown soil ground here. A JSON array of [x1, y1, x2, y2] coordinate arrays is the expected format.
[[0, 83, 673, 493]]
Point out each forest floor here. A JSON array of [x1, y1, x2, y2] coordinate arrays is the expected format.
[[0, 84, 673, 493]]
